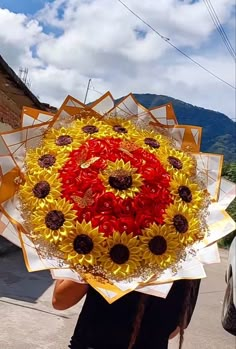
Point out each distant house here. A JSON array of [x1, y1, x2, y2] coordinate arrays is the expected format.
[[0, 55, 56, 131]]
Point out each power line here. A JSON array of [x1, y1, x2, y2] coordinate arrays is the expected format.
[[203, 0, 236, 60], [89, 87, 104, 96], [117, 0, 235, 90], [205, 0, 236, 59], [89, 80, 104, 96]]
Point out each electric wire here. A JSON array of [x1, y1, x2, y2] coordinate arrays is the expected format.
[[203, 0, 235, 60], [117, 0, 235, 90]]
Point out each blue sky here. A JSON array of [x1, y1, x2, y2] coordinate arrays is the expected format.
[[0, 0, 53, 15]]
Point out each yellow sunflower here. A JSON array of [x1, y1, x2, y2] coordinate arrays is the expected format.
[[31, 198, 77, 244], [105, 118, 139, 139], [25, 146, 68, 175], [140, 224, 181, 269], [169, 173, 206, 211], [19, 172, 61, 209], [100, 231, 141, 278], [163, 203, 204, 246], [43, 126, 81, 153], [73, 117, 109, 141], [99, 159, 143, 199], [58, 221, 105, 267], [132, 129, 171, 154], [159, 147, 196, 177]]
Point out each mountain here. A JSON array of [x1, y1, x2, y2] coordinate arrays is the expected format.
[[130, 94, 236, 162]]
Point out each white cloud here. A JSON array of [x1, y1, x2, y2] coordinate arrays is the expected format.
[[0, 1, 235, 119], [0, 8, 46, 68]]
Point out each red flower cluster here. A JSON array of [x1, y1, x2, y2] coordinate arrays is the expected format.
[[59, 138, 172, 237]]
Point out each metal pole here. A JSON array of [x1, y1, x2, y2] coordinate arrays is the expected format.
[[84, 78, 91, 104]]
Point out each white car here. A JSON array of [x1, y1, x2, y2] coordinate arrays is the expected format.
[[222, 236, 236, 336]]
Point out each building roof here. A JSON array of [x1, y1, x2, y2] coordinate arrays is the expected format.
[[0, 55, 47, 111], [0, 55, 57, 128]]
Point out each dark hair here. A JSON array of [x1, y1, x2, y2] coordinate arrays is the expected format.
[[177, 279, 201, 348], [128, 279, 201, 349], [128, 294, 149, 349]]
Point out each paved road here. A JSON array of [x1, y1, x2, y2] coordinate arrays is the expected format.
[[0, 248, 235, 349]]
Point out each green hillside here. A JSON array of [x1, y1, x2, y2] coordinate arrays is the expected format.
[[130, 94, 236, 162]]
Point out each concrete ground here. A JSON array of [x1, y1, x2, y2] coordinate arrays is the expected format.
[[0, 248, 235, 349]]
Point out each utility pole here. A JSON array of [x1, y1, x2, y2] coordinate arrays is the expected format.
[[84, 78, 91, 104]]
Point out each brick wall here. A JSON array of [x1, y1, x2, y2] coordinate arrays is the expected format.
[[0, 90, 21, 129]]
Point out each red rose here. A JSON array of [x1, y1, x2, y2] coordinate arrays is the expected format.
[[106, 138, 121, 148], [96, 192, 117, 214], [118, 216, 137, 234], [77, 207, 94, 223], [79, 169, 99, 183], [136, 214, 156, 230], [92, 214, 118, 237], [86, 139, 107, 155], [139, 149, 159, 163], [89, 158, 107, 171], [117, 198, 135, 215], [134, 195, 154, 211], [106, 151, 121, 162], [90, 181, 105, 198], [129, 153, 143, 168], [141, 166, 158, 181], [153, 203, 168, 224], [156, 187, 173, 204], [141, 182, 162, 198]]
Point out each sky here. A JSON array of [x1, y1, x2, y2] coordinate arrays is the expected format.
[[0, 0, 235, 119]]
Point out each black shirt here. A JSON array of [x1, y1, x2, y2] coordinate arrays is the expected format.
[[69, 279, 200, 349]]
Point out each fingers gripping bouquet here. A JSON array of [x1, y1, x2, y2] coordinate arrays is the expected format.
[[0, 93, 235, 303]]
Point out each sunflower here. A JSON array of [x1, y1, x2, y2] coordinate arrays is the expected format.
[[99, 159, 143, 199], [159, 147, 196, 177], [73, 117, 109, 141], [31, 198, 77, 244], [169, 173, 206, 211], [25, 146, 68, 175], [105, 118, 139, 139], [163, 203, 204, 246], [100, 231, 141, 278], [19, 172, 61, 209], [43, 125, 81, 153], [132, 129, 171, 154], [58, 221, 105, 267], [140, 224, 181, 269]]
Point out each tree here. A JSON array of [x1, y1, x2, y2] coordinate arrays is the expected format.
[[220, 163, 236, 247]]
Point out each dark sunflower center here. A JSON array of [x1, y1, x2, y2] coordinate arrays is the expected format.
[[178, 186, 192, 203], [144, 137, 160, 149], [110, 244, 130, 264], [56, 135, 72, 146], [38, 154, 56, 168], [148, 235, 167, 255], [45, 210, 65, 230], [168, 156, 183, 170], [82, 125, 99, 134], [109, 175, 132, 190], [73, 234, 94, 254], [33, 181, 50, 198], [173, 214, 188, 233], [113, 125, 128, 134]]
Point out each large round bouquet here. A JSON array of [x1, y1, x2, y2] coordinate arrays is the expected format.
[[19, 111, 209, 282]]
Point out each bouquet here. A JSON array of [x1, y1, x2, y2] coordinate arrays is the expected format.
[[0, 92, 235, 303]]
